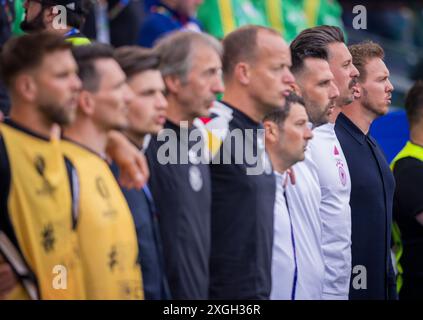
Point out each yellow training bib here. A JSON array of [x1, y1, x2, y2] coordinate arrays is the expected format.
[[61, 140, 143, 300], [0, 122, 85, 300]]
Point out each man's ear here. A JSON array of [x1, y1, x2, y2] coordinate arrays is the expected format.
[[234, 62, 251, 86], [15, 74, 37, 102], [291, 82, 302, 96], [78, 90, 95, 115], [163, 75, 182, 95], [264, 121, 278, 145], [353, 83, 362, 99], [44, 6, 57, 26]]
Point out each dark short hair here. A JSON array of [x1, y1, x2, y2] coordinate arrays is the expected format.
[[72, 42, 115, 92], [405, 80, 423, 128], [290, 47, 328, 75], [263, 92, 305, 125], [222, 25, 280, 79], [114, 46, 160, 79], [291, 25, 345, 52], [0, 32, 72, 88], [348, 41, 384, 82], [290, 26, 344, 71], [290, 25, 344, 74]]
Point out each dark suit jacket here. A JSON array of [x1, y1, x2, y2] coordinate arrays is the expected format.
[[335, 112, 397, 300]]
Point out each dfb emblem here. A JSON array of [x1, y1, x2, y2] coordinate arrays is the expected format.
[[189, 166, 203, 192], [336, 159, 347, 186]]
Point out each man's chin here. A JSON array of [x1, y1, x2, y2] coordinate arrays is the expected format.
[[338, 95, 354, 107], [151, 125, 163, 135], [110, 123, 129, 132], [378, 106, 389, 116], [197, 108, 210, 119]]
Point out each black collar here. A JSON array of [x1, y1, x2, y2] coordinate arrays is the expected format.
[[220, 100, 262, 129], [4, 118, 50, 141], [62, 136, 107, 161], [337, 112, 376, 146]]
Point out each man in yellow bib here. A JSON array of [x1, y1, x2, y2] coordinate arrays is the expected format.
[[0, 32, 85, 299], [63, 43, 143, 300]]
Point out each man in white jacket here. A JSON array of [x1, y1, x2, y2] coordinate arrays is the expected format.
[[264, 93, 313, 300], [289, 25, 359, 300]]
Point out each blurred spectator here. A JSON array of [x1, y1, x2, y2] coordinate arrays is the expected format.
[[83, 0, 145, 47], [138, 0, 203, 48], [109, 0, 144, 46], [391, 81, 423, 300], [19, 0, 92, 45], [144, 0, 157, 10]]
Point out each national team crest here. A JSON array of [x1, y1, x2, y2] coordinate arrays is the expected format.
[[189, 166, 203, 192], [336, 159, 347, 186]]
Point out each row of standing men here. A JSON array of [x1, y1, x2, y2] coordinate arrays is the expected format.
[[0, 23, 399, 299]]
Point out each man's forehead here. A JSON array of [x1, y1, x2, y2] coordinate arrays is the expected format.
[[328, 42, 351, 61], [290, 103, 307, 118], [366, 57, 389, 75], [191, 46, 221, 66], [304, 58, 331, 74], [132, 70, 164, 86], [258, 32, 289, 54], [42, 49, 76, 68], [135, 69, 161, 78], [95, 58, 126, 83], [95, 58, 123, 73], [191, 61, 221, 77]]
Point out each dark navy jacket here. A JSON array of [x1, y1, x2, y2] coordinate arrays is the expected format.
[[335, 112, 396, 300], [110, 163, 171, 300]]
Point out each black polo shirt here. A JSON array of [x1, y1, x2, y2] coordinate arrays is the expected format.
[[146, 120, 211, 300], [335, 112, 396, 300], [207, 102, 276, 300]]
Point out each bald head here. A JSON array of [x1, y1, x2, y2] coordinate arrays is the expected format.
[[221, 25, 295, 119], [222, 25, 286, 81]]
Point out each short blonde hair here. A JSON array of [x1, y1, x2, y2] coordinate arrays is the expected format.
[[348, 41, 385, 82]]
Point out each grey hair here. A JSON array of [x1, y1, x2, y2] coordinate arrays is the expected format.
[[153, 31, 223, 82]]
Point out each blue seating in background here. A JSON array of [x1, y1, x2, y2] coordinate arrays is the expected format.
[[370, 109, 410, 162]]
